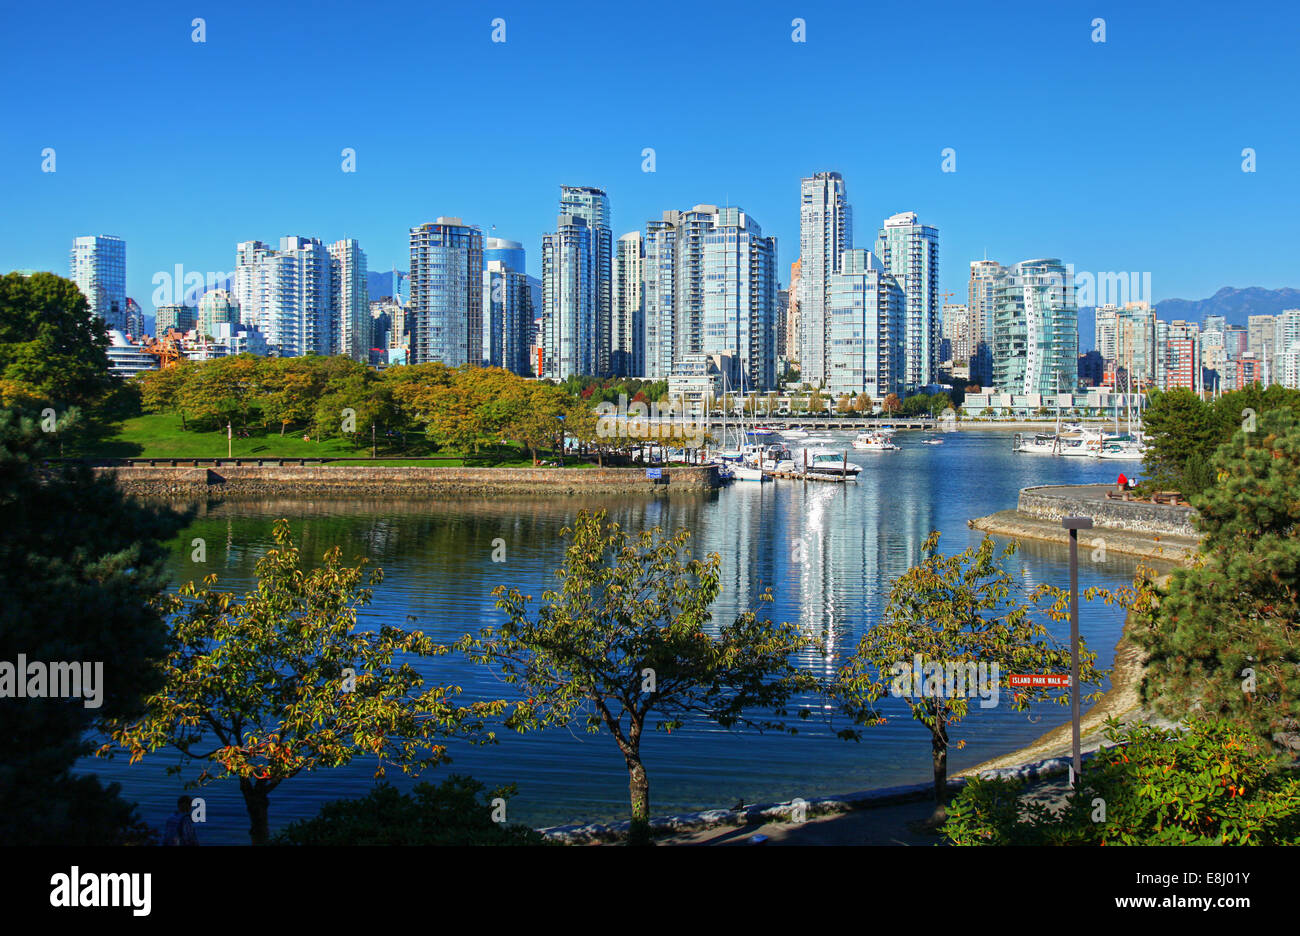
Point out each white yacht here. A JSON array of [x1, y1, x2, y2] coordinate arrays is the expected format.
[[852, 431, 900, 452], [805, 449, 863, 478], [1013, 432, 1064, 455]]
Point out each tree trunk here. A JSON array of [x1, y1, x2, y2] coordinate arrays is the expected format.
[[625, 755, 652, 846], [239, 777, 272, 846], [929, 710, 950, 825]]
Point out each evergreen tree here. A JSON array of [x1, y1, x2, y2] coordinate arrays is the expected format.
[[0, 406, 188, 843], [1133, 409, 1300, 751]]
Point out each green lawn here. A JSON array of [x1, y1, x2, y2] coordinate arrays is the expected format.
[[78, 414, 588, 467]]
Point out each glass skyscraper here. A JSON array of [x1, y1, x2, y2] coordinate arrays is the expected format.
[[991, 258, 1078, 395], [483, 259, 533, 375], [798, 173, 852, 387], [875, 212, 939, 393], [70, 234, 126, 333], [642, 205, 777, 390], [484, 237, 526, 274], [827, 249, 905, 400], [541, 214, 594, 379], [409, 219, 484, 367], [558, 186, 612, 375], [701, 207, 777, 392], [329, 239, 369, 362], [234, 236, 335, 358], [612, 231, 644, 377]]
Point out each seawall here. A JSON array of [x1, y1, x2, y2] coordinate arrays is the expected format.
[[971, 484, 1202, 563], [94, 464, 722, 498]]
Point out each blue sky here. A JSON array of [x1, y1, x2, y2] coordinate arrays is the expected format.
[[1, 0, 1296, 311]]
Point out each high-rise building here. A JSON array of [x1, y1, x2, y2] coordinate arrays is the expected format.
[[1235, 352, 1265, 390], [329, 239, 369, 362], [1094, 304, 1119, 364], [612, 232, 644, 377], [1114, 302, 1157, 389], [197, 289, 239, 338], [124, 298, 144, 339], [483, 259, 534, 375], [1274, 310, 1300, 390], [967, 259, 1003, 387], [1159, 320, 1202, 392], [776, 287, 789, 363], [701, 207, 778, 391], [1247, 315, 1276, 385], [827, 249, 905, 400], [558, 186, 613, 375], [541, 213, 594, 379], [371, 296, 407, 352], [641, 205, 777, 390], [786, 259, 802, 368], [991, 259, 1078, 395], [798, 172, 851, 387], [409, 219, 484, 367], [70, 235, 126, 333], [234, 236, 335, 357], [484, 237, 526, 274], [875, 212, 939, 392], [155, 304, 195, 335], [642, 216, 676, 381], [941, 303, 972, 365]]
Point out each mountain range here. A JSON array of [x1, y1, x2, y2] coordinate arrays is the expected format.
[[1078, 287, 1300, 352]]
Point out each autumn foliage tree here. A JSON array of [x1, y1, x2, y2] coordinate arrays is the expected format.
[[832, 533, 1113, 822], [460, 510, 819, 845], [101, 520, 507, 844]]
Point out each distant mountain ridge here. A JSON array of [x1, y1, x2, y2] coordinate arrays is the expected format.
[[1154, 286, 1300, 325], [367, 270, 407, 302], [1077, 287, 1300, 351]]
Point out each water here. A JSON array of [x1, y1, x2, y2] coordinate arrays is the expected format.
[[79, 432, 1156, 842]]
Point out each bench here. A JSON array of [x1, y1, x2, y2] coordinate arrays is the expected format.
[[1152, 490, 1184, 506]]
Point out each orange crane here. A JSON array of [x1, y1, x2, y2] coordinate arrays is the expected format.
[[141, 329, 187, 369]]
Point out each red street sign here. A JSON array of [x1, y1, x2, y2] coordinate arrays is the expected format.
[[1009, 674, 1070, 688]]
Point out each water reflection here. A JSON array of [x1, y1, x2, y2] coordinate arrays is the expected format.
[[87, 432, 1155, 841]]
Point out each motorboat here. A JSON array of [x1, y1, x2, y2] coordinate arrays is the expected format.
[[852, 431, 900, 452], [921, 437, 944, 445], [805, 449, 863, 477], [1013, 432, 1062, 455], [742, 442, 793, 468]]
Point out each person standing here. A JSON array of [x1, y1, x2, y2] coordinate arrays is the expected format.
[[162, 795, 199, 846]]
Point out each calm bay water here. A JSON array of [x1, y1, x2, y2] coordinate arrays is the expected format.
[[80, 431, 1157, 842]]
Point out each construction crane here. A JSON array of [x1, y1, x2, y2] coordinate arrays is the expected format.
[[141, 329, 187, 369]]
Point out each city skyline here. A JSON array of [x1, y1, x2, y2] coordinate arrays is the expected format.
[[3, 2, 1297, 314]]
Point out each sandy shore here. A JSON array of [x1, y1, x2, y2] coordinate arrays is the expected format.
[[648, 620, 1157, 847]]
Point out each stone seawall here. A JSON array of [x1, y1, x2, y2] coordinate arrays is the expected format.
[[95, 464, 721, 498], [1017, 484, 1199, 538]]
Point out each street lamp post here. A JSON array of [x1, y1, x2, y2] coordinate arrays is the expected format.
[[1061, 516, 1093, 789]]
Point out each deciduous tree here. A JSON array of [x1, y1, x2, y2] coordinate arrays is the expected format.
[[101, 520, 507, 844], [461, 510, 818, 845]]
